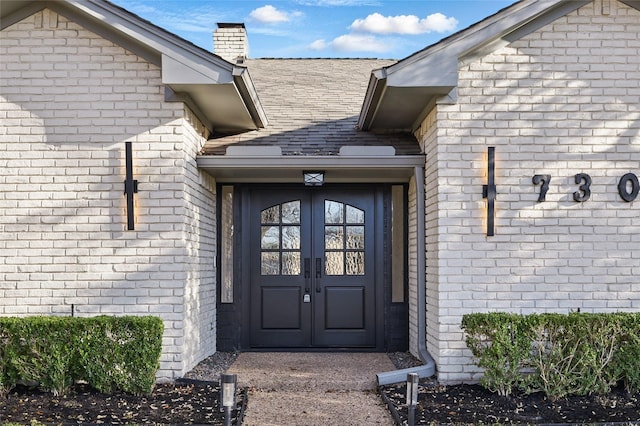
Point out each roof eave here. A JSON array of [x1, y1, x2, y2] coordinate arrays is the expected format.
[[357, 68, 387, 131], [233, 66, 268, 130], [358, 0, 596, 132], [1, 0, 267, 133], [196, 154, 425, 183]]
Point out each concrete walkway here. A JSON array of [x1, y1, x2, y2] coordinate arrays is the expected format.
[[226, 352, 396, 426]]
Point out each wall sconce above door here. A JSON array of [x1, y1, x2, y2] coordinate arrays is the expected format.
[[303, 170, 324, 186], [124, 142, 138, 230]]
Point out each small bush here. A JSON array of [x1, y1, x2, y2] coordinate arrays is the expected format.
[[462, 312, 640, 399], [0, 316, 163, 396], [461, 313, 533, 396], [611, 313, 640, 393], [78, 316, 164, 394]]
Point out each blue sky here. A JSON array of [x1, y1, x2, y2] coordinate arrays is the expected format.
[[109, 0, 516, 59]]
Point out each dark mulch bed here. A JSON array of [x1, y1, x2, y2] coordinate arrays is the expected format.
[[0, 381, 244, 425], [3, 350, 639, 425], [380, 381, 640, 425]]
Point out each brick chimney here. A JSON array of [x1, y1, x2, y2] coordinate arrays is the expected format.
[[213, 23, 248, 63]]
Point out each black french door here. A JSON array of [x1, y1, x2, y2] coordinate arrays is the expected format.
[[248, 186, 379, 348]]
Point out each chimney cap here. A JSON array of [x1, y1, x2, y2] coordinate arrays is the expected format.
[[217, 23, 245, 29]]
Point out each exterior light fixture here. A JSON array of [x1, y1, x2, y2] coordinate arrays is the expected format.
[[220, 373, 237, 426], [303, 170, 324, 186], [123, 142, 138, 230], [406, 372, 419, 426], [482, 146, 496, 237]]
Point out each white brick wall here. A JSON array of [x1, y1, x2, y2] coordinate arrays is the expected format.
[[0, 9, 217, 380], [213, 25, 248, 62], [419, 0, 640, 383]]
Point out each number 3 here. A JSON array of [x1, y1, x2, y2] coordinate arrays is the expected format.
[[573, 173, 591, 202]]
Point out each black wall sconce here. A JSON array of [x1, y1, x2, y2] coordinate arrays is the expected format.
[[124, 142, 138, 230], [482, 146, 496, 237]]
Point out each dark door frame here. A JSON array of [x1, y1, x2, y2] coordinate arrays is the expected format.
[[216, 182, 409, 353], [240, 183, 385, 351]]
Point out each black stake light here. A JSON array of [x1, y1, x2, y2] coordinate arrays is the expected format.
[[482, 146, 496, 236], [124, 142, 138, 230]]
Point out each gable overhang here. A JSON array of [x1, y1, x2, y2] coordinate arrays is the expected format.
[[358, 0, 602, 133], [196, 155, 425, 183], [0, 0, 267, 133]]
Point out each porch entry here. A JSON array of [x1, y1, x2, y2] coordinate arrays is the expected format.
[[248, 186, 382, 349]]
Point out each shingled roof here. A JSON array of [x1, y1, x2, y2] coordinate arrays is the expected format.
[[201, 58, 421, 156]]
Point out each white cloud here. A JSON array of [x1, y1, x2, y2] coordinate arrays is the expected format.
[[249, 5, 302, 23], [309, 39, 328, 50], [350, 12, 458, 35], [310, 34, 390, 53]]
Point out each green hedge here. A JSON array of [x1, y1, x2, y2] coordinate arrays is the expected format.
[[0, 316, 163, 396], [461, 312, 640, 399]]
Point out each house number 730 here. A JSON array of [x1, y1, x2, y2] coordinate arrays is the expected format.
[[532, 173, 640, 203]]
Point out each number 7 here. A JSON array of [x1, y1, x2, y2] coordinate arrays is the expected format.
[[533, 174, 551, 202]]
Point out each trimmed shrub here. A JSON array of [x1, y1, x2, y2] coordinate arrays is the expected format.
[[461, 313, 533, 396], [0, 316, 163, 396], [611, 313, 640, 393], [462, 312, 640, 399], [78, 316, 164, 394]]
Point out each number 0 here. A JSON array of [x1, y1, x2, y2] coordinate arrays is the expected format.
[[618, 173, 639, 202]]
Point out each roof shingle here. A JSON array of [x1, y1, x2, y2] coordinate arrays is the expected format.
[[201, 58, 421, 156]]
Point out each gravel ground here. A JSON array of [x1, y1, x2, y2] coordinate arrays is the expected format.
[[183, 351, 423, 383], [182, 351, 240, 382], [183, 351, 423, 425], [226, 352, 398, 425]]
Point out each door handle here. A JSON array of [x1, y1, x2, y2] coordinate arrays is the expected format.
[[315, 257, 322, 293], [304, 258, 311, 293]]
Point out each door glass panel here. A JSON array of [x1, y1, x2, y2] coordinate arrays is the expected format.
[[262, 205, 280, 223], [325, 251, 344, 275], [346, 226, 364, 249], [325, 200, 343, 224], [346, 252, 365, 275], [261, 252, 280, 275], [323, 200, 365, 276], [261, 226, 280, 249], [281, 201, 300, 224], [221, 186, 234, 303], [346, 205, 364, 224], [282, 226, 300, 250], [282, 252, 301, 275], [324, 226, 343, 249], [260, 201, 301, 276]]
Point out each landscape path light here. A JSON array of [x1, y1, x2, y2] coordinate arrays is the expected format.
[[406, 372, 419, 426], [220, 373, 237, 426]]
